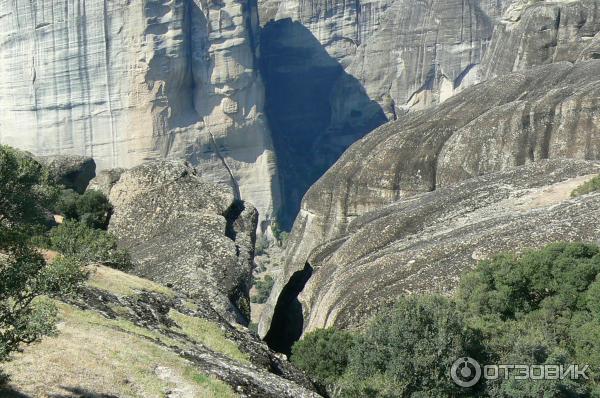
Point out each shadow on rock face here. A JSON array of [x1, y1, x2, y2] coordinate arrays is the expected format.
[[260, 19, 387, 229], [0, 388, 31, 398], [264, 263, 313, 356]]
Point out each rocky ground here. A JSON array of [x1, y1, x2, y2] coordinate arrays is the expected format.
[[1, 157, 321, 398], [1, 265, 319, 397]]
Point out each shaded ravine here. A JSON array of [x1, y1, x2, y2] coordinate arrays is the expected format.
[[260, 18, 387, 229]]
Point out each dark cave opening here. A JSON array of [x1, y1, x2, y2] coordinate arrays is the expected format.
[[263, 263, 313, 356]]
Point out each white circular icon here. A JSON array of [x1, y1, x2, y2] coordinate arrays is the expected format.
[[451, 357, 482, 387]]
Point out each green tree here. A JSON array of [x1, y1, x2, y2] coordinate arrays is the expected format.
[[291, 327, 356, 388], [251, 275, 275, 304], [459, 242, 600, 396], [343, 295, 482, 398], [54, 189, 112, 229], [0, 245, 85, 361], [287, 243, 600, 397], [0, 145, 86, 365], [0, 145, 58, 230], [49, 220, 131, 270]]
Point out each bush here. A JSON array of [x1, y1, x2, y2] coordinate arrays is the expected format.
[[0, 145, 58, 231], [49, 220, 132, 270], [571, 175, 600, 198], [290, 243, 600, 397], [344, 295, 482, 397], [0, 145, 86, 363], [54, 189, 112, 229], [255, 235, 269, 256], [291, 328, 356, 387], [251, 275, 274, 304], [458, 242, 600, 395]]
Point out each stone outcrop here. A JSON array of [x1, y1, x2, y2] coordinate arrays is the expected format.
[[295, 160, 600, 332], [37, 155, 96, 194], [263, 160, 600, 349], [87, 168, 125, 197], [105, 160, 257, 324], [259, 59, 600, 340], [0, 0, 279, 232], [479, 0, 600, 80], [259, 0, 513, 226]]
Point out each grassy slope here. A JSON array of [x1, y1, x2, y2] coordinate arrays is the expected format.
[[1, 265, 241, 398]]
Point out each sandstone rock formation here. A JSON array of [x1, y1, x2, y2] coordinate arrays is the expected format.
[[260, 59, 600, 341], [259, 0, 513, 226], [0, 0, 279, 232], [479, 0, 600, 80], [264, 160, 600, 350], [104, 160, 258, 324], [37, 155, 96, 193]]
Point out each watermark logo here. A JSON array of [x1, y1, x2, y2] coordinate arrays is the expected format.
[[451, 357, 590, 387], [451, 357, 482, 387]]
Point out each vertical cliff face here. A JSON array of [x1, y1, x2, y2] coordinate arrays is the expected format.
[[479, 0, 600, 80], [0, 0, 279, 232], [258, 0, 513, 227], [265, 0, 512, 114]]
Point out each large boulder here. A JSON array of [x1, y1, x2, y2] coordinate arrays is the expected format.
[[107, 160, 258, 324], [86, 168, 125, 197]]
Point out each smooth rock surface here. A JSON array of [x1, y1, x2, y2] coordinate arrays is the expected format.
[[262, 161, 600, 347], [0, 0, 279, 232], [260, 60, 600, 338], [107, 160, 257, 324], [265, 0, 511, 115], [297, 160, 600, 331], [259, 0, 514, 226], [479, 0, 600, 80]]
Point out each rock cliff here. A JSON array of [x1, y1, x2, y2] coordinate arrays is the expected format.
[[259, 59, 600, 340], [0, 0, 279, 232], [294, 160, 600, 332], [259, 0, 512, 226], [263, 160, 600, 350], [479, 0, 600, 79]]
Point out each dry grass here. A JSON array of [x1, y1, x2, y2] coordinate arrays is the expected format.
[[2, 303, 235, 398], [87, 264, 175, 298], [169, 310, 250, 364]]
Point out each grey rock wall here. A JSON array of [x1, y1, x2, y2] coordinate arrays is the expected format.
[[259, 59, 600, 338], [479, 0, 600, 79], [259, 0, 513, 227], [106, 160, 258, 324], [0, 0, 279, 232], [297, 160, 600, 331], [265, 0, 512, 114]]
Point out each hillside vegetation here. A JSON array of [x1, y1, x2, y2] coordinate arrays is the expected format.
[[293, 243, 600, 397]]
